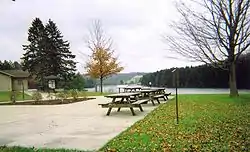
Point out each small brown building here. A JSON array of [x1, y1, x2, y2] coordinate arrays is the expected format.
[[0, 70, 29, 91]]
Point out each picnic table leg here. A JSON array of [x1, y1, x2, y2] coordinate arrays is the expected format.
[[117, 98, 125, 112], [125, 97, 136, 115], [106, 108, 112, 116], [138, 105, 143, 112], [130, 107, 136, 116], [156, 98, 160, 104], [150, 92, 155, 106], [117, 98, 124, 112], [151, 100, 155, 106], [107, 98, 116, 115], [163, 96, 167, 101]]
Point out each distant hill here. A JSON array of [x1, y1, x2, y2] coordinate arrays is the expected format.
[[103, 72, 147, 85], [126, 75, 143, 84]]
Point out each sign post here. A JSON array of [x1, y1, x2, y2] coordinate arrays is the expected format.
[[172, 68, 179, 124]]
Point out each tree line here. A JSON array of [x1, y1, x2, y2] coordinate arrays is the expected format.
[[141, 53, 250, 89], [0, 60, 22, 70]]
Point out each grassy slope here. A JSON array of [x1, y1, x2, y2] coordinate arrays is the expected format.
[[101, 94, 250, 151], [0, 91, 32, 102]]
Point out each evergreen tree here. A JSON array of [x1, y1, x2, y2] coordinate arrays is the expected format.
[[44, 19, 76, 83], [22, 18, 46, 86], [13, 61, 22, 70], [22, 18, 76, 89], [66, 73, 85, 91]]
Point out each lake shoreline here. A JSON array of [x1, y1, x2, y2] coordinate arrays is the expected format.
[[85, 85, 250, 94]]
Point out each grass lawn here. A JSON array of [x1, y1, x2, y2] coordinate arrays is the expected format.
[[100, 94, 250, 151], [0, 91, 32, 102]]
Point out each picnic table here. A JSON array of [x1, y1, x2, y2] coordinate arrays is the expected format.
[[99, 92, 149, 116], [123, 86, 142, 92], [140, 89, 159, 105], [152, 87, 166, 94], [140, 88, 170, 104]]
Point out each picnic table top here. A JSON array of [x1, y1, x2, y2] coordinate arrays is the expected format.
[[104, 92, 140, 98], [123, 86, 142, 89], [141, 87, 165, 91], [152, 87, 165, 90], [140, 89, 158, 93]]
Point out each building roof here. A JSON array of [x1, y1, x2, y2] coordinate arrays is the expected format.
[[44, 75, 58, 79], [0, 70, 30, 78]]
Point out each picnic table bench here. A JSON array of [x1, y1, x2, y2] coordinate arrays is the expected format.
[[164, 92, 172, 100], [140, 88, 171, 104], [140, 89, 159, 106], [99, 92, 148, 116]]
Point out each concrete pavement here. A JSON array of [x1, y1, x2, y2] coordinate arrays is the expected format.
[[0, 96, 168, 151]]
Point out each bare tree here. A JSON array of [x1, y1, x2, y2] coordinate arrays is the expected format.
[[164, 0, 250, 97], [85, 20, 123, 93]]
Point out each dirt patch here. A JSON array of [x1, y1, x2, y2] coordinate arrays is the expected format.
[[0, 97, 95, 105]]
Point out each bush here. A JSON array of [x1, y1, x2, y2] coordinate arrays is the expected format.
[[55, 90, 68, 100], [70, 89, 78, 100], [9, 91, 17, 103], [32, 92, 43, 102]]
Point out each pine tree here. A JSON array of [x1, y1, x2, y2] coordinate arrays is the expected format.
[[22, 18, 46, 86], [13, 61, 22, 70], [44, 19, 76, 84], [22, 18, 76, 89]]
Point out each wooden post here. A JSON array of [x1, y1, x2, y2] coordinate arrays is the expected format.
[[172, 68, 179, 124], [22, 81, 24, 100], [175, 70, 179, 124]]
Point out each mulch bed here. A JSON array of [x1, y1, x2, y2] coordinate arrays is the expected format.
[[0, 97, 95, 105]]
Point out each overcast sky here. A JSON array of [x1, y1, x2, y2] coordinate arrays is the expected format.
[[0, 0, 202, 73]]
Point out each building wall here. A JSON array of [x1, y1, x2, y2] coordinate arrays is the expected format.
[[0, 74, 12, 91], [13, 79, 28, 91]]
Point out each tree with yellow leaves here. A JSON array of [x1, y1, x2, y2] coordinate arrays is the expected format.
[[85, 20, 124, 93]]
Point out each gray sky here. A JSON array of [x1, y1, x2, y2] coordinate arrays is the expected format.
[[0, 0, 201, 73]]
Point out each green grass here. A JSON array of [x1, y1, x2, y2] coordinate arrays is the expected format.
[[0, 91, 32, 102], [100, 94, 250, 151], [0, 146, 89, 152]]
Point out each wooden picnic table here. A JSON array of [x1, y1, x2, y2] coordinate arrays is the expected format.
[[151, 88, 166, 94], [101, 92, 147, 116], [139, 89, 158, 105], [123, 86, 142, 92]]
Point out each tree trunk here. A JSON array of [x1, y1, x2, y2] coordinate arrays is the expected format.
[[229, 62, 239, 97], [100, 77, 103, 93]]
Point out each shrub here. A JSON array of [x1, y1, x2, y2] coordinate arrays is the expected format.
[[70, 89, 78, 100], [9, 91, 17, 103], [46, 93, 55, 100], [55, 90, 68, 100], [32, 92, 43, 102]]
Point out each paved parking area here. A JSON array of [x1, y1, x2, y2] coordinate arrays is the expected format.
[[0, 97, 162, 151]]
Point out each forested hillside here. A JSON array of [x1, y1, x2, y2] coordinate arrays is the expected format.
[[141, 53, 250, 89], [102, 72, 146, 85]]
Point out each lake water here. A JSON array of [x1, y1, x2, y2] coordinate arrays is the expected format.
[[86, 85, 250, 94]]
